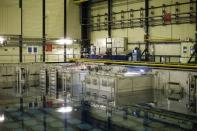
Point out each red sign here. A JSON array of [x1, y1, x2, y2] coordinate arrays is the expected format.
[[163, 13, 172, 24], [45, 44, 52, 52]]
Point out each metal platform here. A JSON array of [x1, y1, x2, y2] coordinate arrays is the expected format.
[[69, 58, 197, 71]]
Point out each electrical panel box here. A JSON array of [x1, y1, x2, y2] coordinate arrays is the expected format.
[[180, 42, 194, 63]]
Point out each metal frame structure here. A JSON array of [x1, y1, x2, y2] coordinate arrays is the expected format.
[[86, 1, 196, 31]]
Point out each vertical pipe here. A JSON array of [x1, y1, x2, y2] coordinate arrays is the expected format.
[[108, 0, 112, 38], [42, 0, 46, 62], [64, 0, 67, 62], [145, 0, 149, 61], [19, 0, 23, 63]]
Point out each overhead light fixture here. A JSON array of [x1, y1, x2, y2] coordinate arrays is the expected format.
[[57, 106, 73, 113], [124, 72, 141, 77], [0, 114, 5, 122], [57, 38, 73, 45], [140, 69, 145, 73], [0, 37, 5, 45]]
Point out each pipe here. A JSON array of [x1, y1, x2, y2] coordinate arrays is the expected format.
[[19, 0, 23, 63], [145, 0, 149, 61], [42, 0, 46, 62], [108, 0, 112, 38]]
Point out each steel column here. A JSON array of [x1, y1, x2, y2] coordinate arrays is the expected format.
[[42, 0, 46, 62], [19, 0, 23, 63], [195, 0, 197, 62], [196, 0, 197, 46], [145, 0, 149, 61], [64, 0, 67, 62], [108, 0, 112, 38], [81, 2, 90, 55]]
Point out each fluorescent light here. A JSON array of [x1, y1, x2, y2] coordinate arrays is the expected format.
[[140, 69, 145, 73], [124, 72, 141, 76], [0, 37, 4, 44], [57, 39, 73, 45], [57, 106, 73, 113], [0, 114, 5, 122]]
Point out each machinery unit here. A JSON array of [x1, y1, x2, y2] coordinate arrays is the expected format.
[[180, 42, 194, 63], [90, 45, 96, 55], [84, 69, 154, 106], [61, 69, 87, 99], [40, 66, 48, 95], [40, 65, 61, 98], [48, 67, 57, 98], [132, 47, 141, 61], [16, 66, 29, 96], [39, 63, 87, 99]]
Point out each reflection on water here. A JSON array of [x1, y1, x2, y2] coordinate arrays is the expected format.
[[0, 105, 185, 131], [117, 89, 197, 115], [0, 88, 195, 131]]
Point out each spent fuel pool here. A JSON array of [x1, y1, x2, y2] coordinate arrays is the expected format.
[[0, 99, 187, 131], [0, 65, 197, 131]]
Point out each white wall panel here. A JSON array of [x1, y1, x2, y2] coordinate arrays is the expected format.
[[0, 7, 20, 35], [67, 0, 81, 39], [172, 24, 195, 40], [46, 0, 64, 38], [90, 31, 108, 44], [0, 0, 19, 7], [0, 47, 19, 63], [150, 25, 172, 39], [23, 0, 42, 38], [154, 44, 180, 56]]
